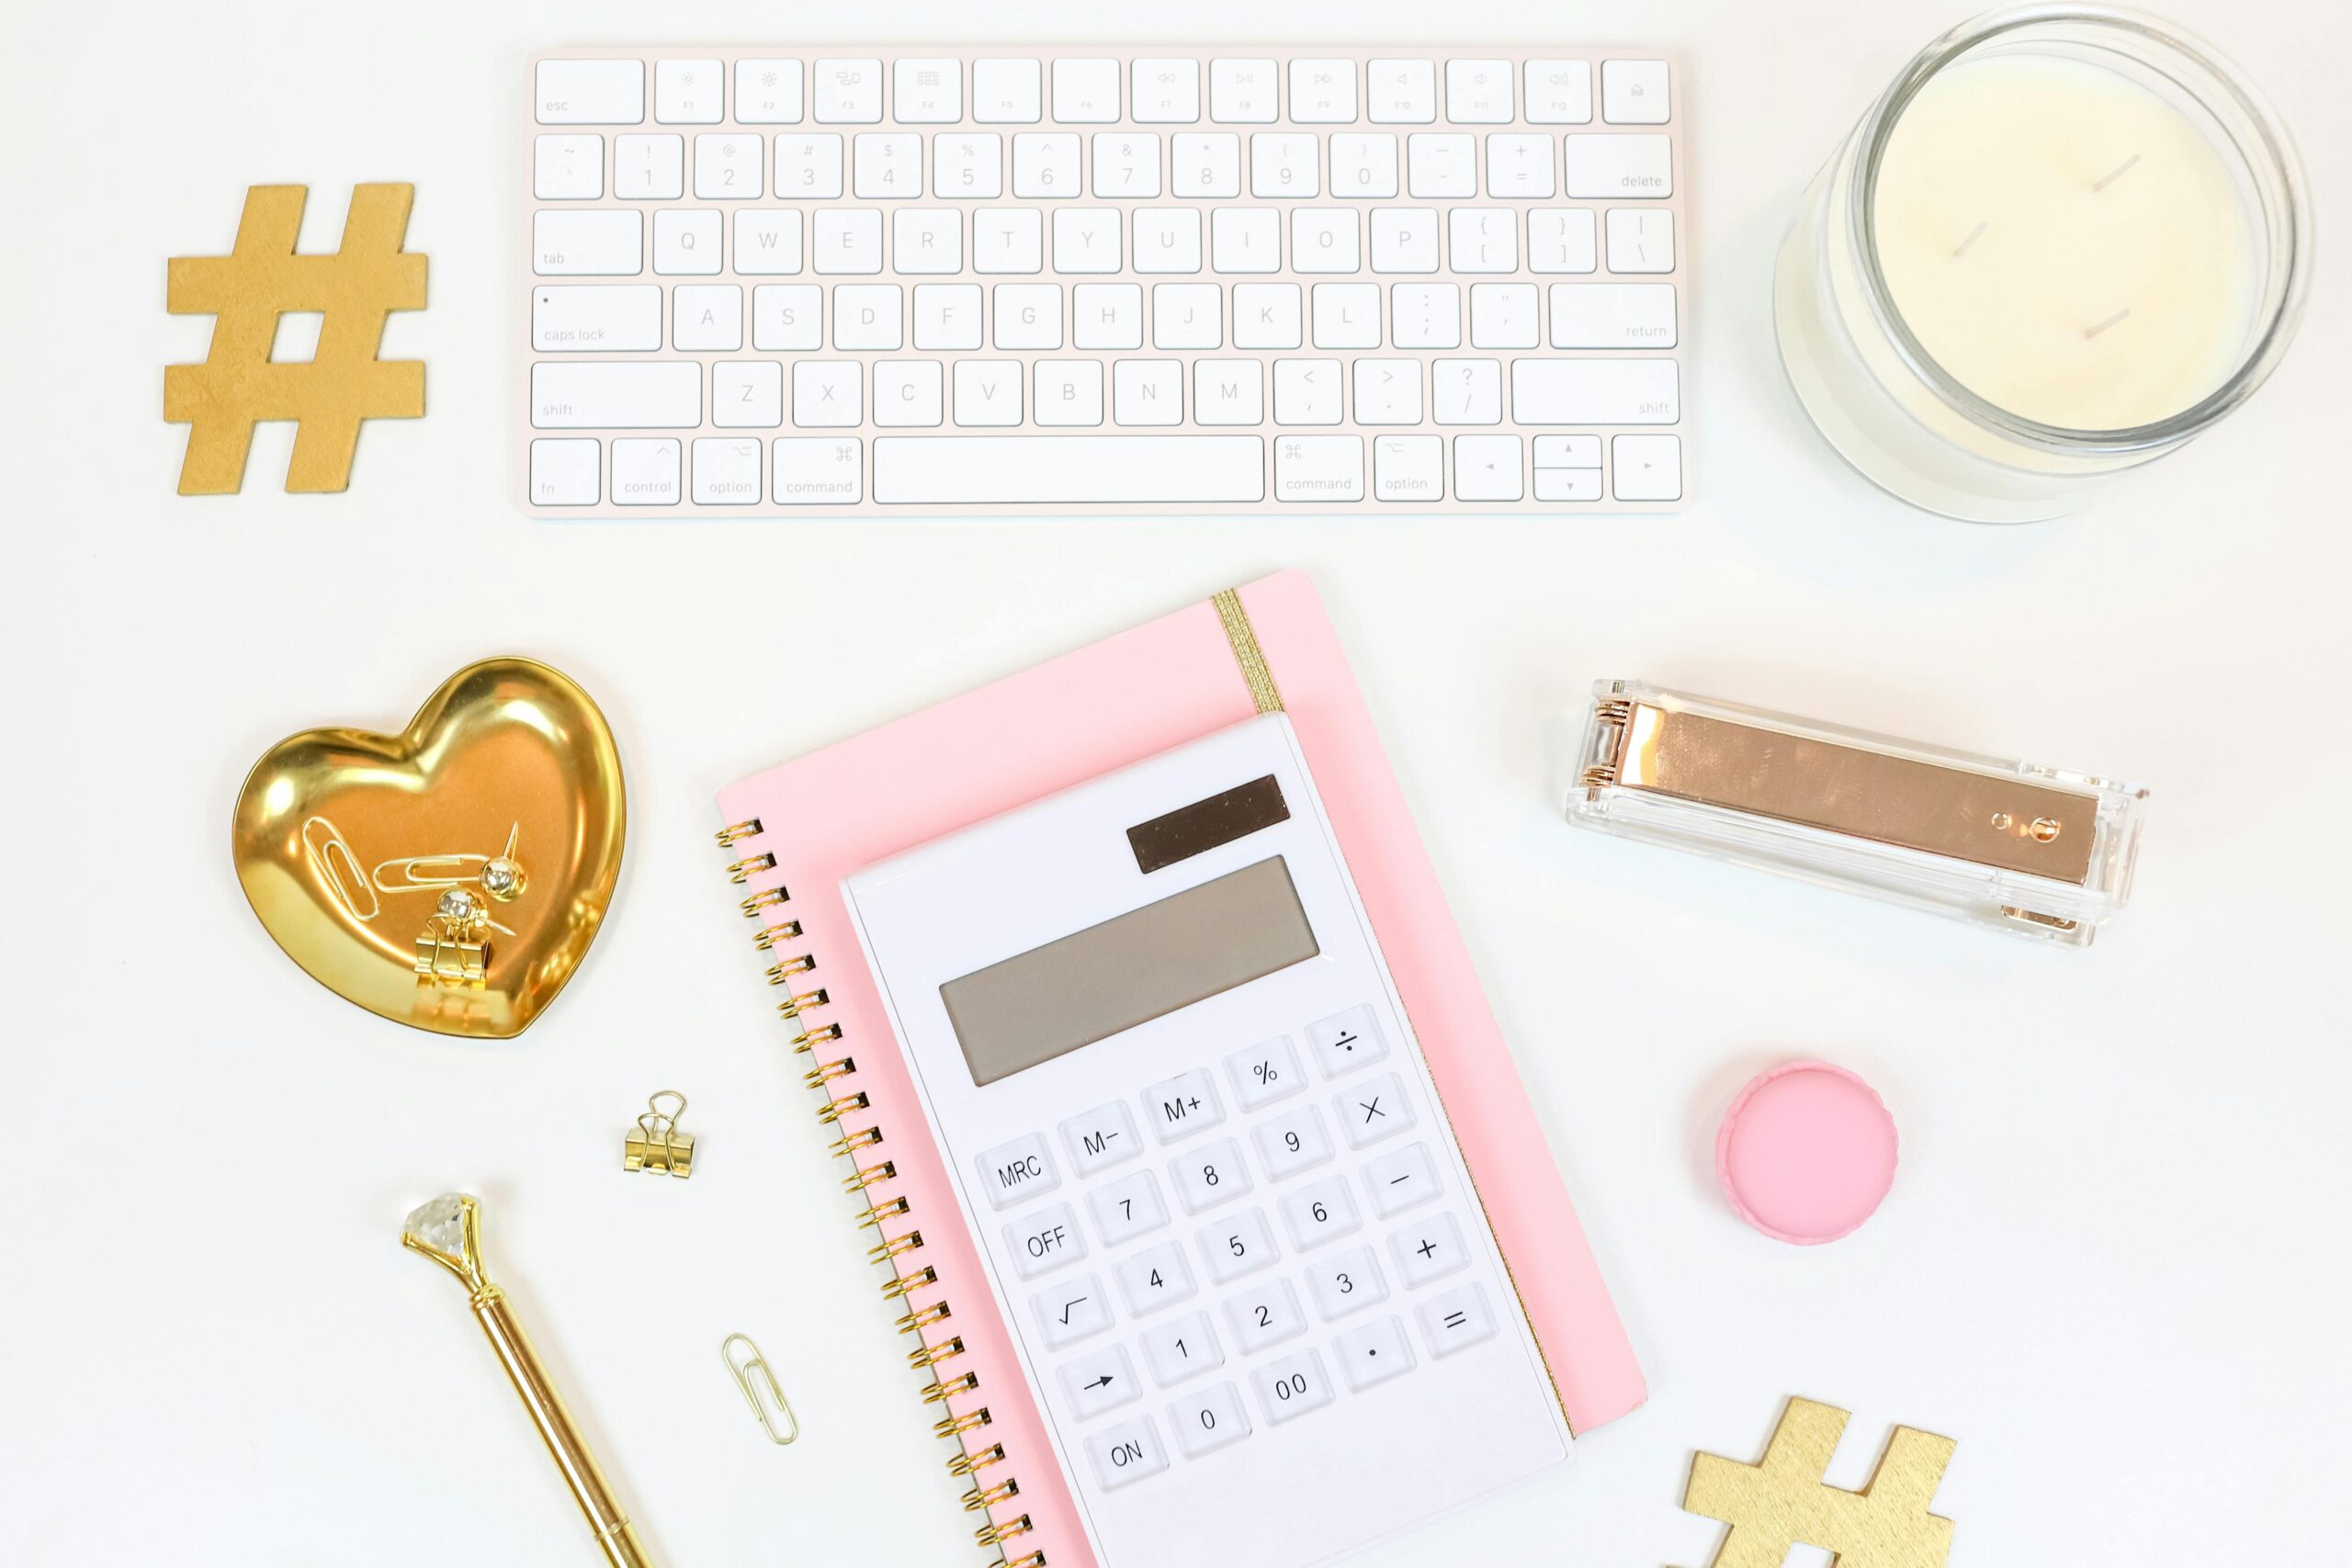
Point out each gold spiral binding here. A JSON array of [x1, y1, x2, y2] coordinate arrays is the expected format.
[[933, 1407, 991, 1439], [880, 1263, 935, 1301], [803, 1055, 856, 1089], [895, 1301, 952, 1335], [1005, 1554, 1046, 1568], [714, 818, 763, 847], [856, 1196, 912, 1232], [815, 1090, 870, 1126], [766, 953, 817, 983], [725, 852, 778, 885], [825, 1123, 882, 1160], [975, 1516, 1033, 1549], [908, 1337, 967, 1371], [921, 1371, 979, 1405], [752, 919, 803, 952], [961, 1480, 1020, 1513], [793, 1021, 845, 1054], [865, 1230, 923, 1264], [946, 1443, 1005, 1478], [848, 1160, 900, 1195], [740, 886, 790, 918], [778, 988, 831, 1021]]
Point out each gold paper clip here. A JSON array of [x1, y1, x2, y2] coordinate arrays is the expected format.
[[623, 1091, 695, 1178], [721, 1333, 799, 1445]]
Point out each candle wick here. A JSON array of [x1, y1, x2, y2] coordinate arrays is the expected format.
[[2085, 307, 2132, 340], [2092, 152, 2143, 192], [1951, 220, 1989, 258]]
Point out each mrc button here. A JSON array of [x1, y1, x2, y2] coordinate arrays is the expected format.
[[974, 1132, 1061, 1210]]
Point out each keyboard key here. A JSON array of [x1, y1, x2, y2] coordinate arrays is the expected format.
[[1193, 359, 1264, 426], [1279, 1175, 1361, 1250], [1210, 208, 1279, 274], [1390, 282, 1460, 348], [1374, 434, 1442, 502], [1034, 1273, 1113, 1350], [1234, 283, 1303, 348], [1363, 1142, 1442, 1216], [1060, 1100, 1141, 1177], [772, 435, 863, 505], [812, 209, 884, 275], [1151, 283, 1219, 349], [734, 59, 804, 124], [1311, 284, 1380, 349], [528, 438, 600, 505], [1132, 59, 1201, 123], [1134, 209, 1203, 274], [1453, 433, 1523, 501], [1602, 59, 1671, 123], [894, 59, 962, 123], [1566, 133, 1673, 198], [1336, 1072, 1415, 1148], [1091, 132, 1161, 197], [774, 133, 844, 198], [652, 209, 720, 275], [954, 359, 1024, 425], [1226, 1034, 1305, 1111], [1052, 208, 1122, 272], [1605, 208, 1676, 273], [691, 436, 763, 503], [1035, 359, 1104, 425], [893, 209, 962, 274], [972, 59, 1043, 124], [673, 284, 741, 350], [1366, 59, 1437, 124], [1511, 358, 1679, 423], [531, 362, 698, 427], [933, 132, 1003, 197], [1253, 1104, 1334, 1180], [1274, 434, 1363, 502], [852, 132, 922, 198], [537, 59, 644, 126], [1053, 58, 1122, 122], [1551, 282, 1677, 348], [1114, 1239, 1198, 1315], [1224, 1277, 1306, 1353], [871, 434, 1267, 504], [1526, 61, 1594, 124], [1251, 1348, 1335, 1425], [1250, 133, 1319, 198], [1433, 358, 1503, 424], [1335, 1314, 1417, 1392], [1535, 467, 1603, 502], [1535, 434, 1604, 469], [1389, 1211, 1470, 1288], [1140, 1311, 1224, 1386], [1612, 433, 1683, 502], [532, 209, 642, 276], [1528, 209, 1599, 274], [1487, 134, 1556, 199], [1353, 360, 1422, 425], [1170, 1136, 1252, 1213], [1113, 359, 1183, 425], [610, 436, 681, 503], [1172, 132, 1241, 197], [1417, 1282, 1497, 1358], [833, 283, 902, 350], [993, 282, 1062, 348], [812, 59, 883, 123], [1450, 208, 1518, 274], [1288, 61, 1357, 123], [975, 209, 1045, 274], [1371, 208, 1441, 273], [534, 134, 603, 199], [532, 285, 660, 352], [1090, 1168, 1170, 1247], [1291, 209, 1359, 274], [1199, 1206, 1280, 1284], [733, 211, 803, 275], [1330, 133, 1399, 197], [1086, 1415, 1169, 1491], [1005, 1201, 1086, 1280], [1209, 59, 1278, 123], [1406, 132, 1475, 197], [694, 133, 762, 198], [1469, 282, 1538, 348], [1273, 359, 1340, 426], [1443, 60, 1512, 123], [613, 134, 684, 198], [1307, 1004, 1388, 1077], [1169, 1381, 1251, 1459], [654, 59, 722, 124], [792, 359, 863, 425], [1306, 1244, 1389, 1319], [752, 284, 820, 350], [1058, 1342, 1140, 1419], [974, 1132, 1060, 1210], [712, 362, 783, 428]]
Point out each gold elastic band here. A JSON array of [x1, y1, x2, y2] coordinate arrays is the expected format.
[[1212, 587, 1283, 715]]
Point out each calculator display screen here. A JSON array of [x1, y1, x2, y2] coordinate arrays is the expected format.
[[940, 856, 1319, 1087]]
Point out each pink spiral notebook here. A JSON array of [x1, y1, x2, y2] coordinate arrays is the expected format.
[[712, 571, 1642, 1566]]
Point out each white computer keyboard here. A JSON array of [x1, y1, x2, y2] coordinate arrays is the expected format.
[[524, 47, 1690, 516]]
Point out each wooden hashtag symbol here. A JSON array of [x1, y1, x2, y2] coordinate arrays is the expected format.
[[165, 184, 425, 494], [1684, 1397, 1956, 1568]]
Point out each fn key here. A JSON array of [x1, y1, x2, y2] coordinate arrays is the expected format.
[[1417, 1282, 1497, 1358]]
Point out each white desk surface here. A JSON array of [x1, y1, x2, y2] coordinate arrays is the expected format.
[[5, 1, 2347, 1563]]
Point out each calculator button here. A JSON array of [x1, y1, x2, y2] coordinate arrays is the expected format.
[[1170, 1136, 1253, 1214], [1306, 1003, 1389, 1077], [1004, 1201, 1087, 1280], [1089, 1168, 1170, 1247], [1336, 1314, 1418, 1392], [1169, 1379, 1251, 1458], [1032, 1273, 1113, 1350], [1226, 1033, 1306, 1111], [1251, 1348, 1336, 1425], [973, 1132, 1060, 1210], [1085, 1413, 1169, 1491], [1305, 1244, 1389, 1320], [1416, 1282, 1497, 1358], [1224, 1277, 1307, 1353], [1336, 1072, 1416, 1149], [1363, 1142, 1441, 1217], [1389, 1212, 1470, 1289], [1058, 1342, 1141, 1419], [1060, 1100, 1142, 1177], [1198, 1207, 1280, 1284], [1252, 1104, 1334, 1181], [1114, 1240, 1199, 1316], [1144, 1067, 1227, 1143], [1140, 1310, 1224, 1386], [1279, 1175, 1362, 1250]]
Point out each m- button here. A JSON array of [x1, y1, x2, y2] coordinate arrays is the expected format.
[[974, 1132, 1060, 1210], [1143, 1068, 1227, 1145]]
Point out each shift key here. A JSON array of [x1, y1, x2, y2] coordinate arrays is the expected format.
[[1511, 358, 1679, 424], [531, 362, 701, 428]]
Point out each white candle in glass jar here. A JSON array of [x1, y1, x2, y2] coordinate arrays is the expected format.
[[1871, 52, 2258, 432]]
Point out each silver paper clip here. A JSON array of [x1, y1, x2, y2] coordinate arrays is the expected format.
[[721, 1333, 799, 1445]]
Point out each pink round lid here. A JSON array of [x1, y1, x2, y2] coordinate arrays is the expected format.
[[1715, 1061, 1899, 1245]]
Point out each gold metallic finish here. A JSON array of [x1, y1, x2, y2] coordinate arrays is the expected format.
[[922, 1372, 980, 1405], [1598, 702, 2098, 884], [908, 1336, 967, 1371], [934, 1407, 991, 1438], [850, 1162, 902, 1196], [766, 953, 818, 984], [752, 920, 803, 952], [714, 818, 763, 847], [741, 886, 790, 918], [827, 1125, 883, 1159], [622, 1091, 695, 1178], [858, 1197, 913, 1232], [401, 1195, 656, 1568], [725, 852, 778, 885], [778, 988, 831, 1020], [962, 1481, 1020, 1512], [720, 1334, 799, 1447], [794, 1022, 846, 1054], [975, 1515, 1034, 1548], [880, 1264, 935, 1301], [1007, 1554, 1047, 1568], [815, 1091, 871, 1126], [803, 1056, 856, 1089], [1212, 587, 1284, 715], [233, 658, 625, 1039], [946, 1444, 1006, 1478], [896, 1301, 953, 1334], [867, 1230, 923, 1263]]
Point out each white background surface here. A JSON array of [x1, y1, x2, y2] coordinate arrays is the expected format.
[[3, 2, 2346, 1565]]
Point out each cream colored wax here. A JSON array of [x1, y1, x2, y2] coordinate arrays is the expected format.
[[1872, 52, 2257, 432]]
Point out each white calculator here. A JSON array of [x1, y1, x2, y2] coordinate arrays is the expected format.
[[842, 713, 1571, 1568]]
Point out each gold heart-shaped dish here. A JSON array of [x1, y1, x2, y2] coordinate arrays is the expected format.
[[232, 657, 625, 1039]]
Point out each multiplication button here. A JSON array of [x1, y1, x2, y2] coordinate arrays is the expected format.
[[1416, 1282, 1497, 1359], [1085, 1414, 1169, 1491], [1335, 1071, 1415, 1149], [1335, 1314, 1418, 1392], [973, 1131, 1059, 1210], [1143, 1067, 1227, 1143], [1306, 1003, 1389, 1077]]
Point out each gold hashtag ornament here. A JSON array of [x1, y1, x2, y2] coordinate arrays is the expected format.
[[1684, 1397, 1957, 1568], [165, 184, 425, 494]]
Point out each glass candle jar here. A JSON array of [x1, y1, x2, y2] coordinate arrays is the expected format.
[[1775, 6, 2312, 523]]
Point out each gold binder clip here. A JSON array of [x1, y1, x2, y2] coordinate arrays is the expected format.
[[413, 887, 492, 986], [624, 1090, 695, 1178], [721, 1333, 799, 1445]]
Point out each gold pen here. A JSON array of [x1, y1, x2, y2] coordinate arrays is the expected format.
[[402, 1193, 657, 1568]]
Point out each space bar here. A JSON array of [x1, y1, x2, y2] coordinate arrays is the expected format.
[[873, 435, 1266, 505]]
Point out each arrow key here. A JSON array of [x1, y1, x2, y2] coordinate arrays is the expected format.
[[1057, 1342, 1141, 1420], [1611, 433, 1682, 502]]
